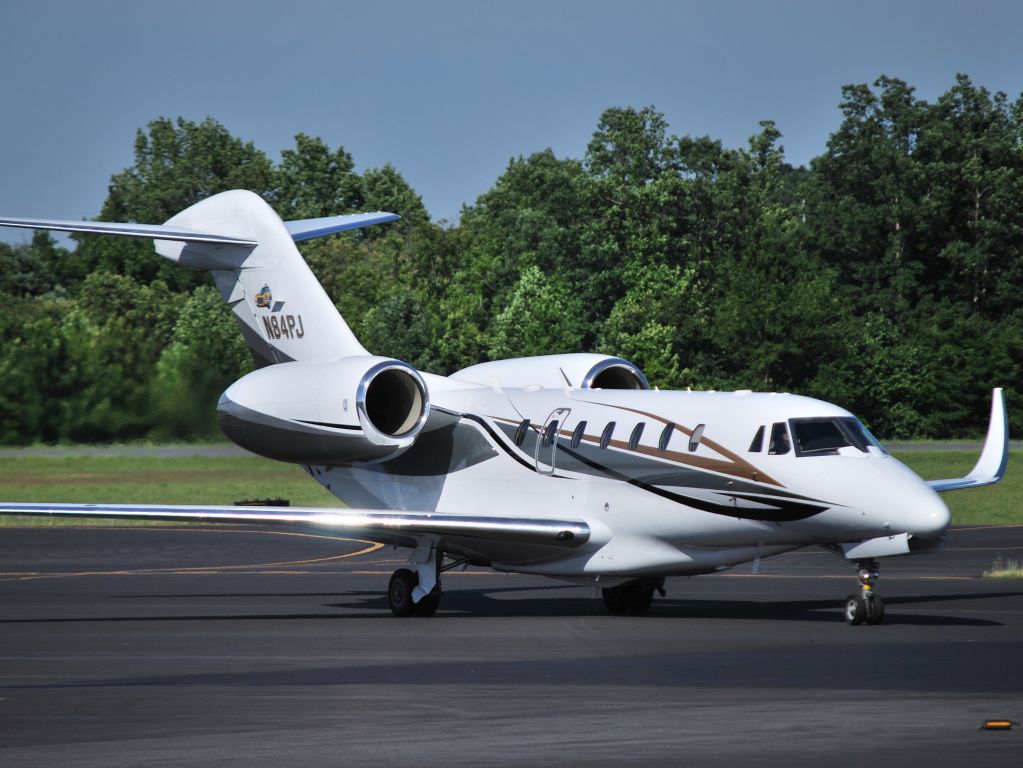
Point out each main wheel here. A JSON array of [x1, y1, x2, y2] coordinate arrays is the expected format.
[[388, 569, 417, 617], [625, 585, 655, 614], [844, 593, 866, 625], [866, 594, 885, 625], [602, 586, 629, 614], [414, 590, 441, 617], [602, 581, 656, 615]]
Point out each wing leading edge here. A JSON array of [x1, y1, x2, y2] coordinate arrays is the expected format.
[[928, 388, 1009, 492], [0, 211, 399, 246], [0, 502, 590, 550]]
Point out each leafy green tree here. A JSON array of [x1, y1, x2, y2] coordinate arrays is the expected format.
[[271, 133, 363, 220], [597, 263, 690, 387], [0, 296, 77, 443], [0, 232, 60, 297], [151, 286, 251, 438], [360, 293, 441, 372], [59, 272, 181, 440], [362, 164, 430, 233], [489, 265, 585, 360]]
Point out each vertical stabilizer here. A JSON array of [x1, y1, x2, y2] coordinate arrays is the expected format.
[[156, 190, 368, 365]]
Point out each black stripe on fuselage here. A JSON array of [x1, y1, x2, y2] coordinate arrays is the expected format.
[[448, 410, 567, 477], [295, 420, 360, 431], [556, 444, 828, 522], [435, 409, 827, 521]]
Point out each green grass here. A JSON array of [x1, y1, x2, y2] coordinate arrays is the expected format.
[[892, 449, 1023, 526], [0, 454, 338, 526], [0, 448, 1019, 526], [983, 557, 1023, 579]]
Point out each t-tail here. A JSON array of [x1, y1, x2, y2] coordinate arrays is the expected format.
[[0, 190, 398, 366]]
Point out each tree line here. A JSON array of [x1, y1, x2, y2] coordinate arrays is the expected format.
[[1, 74, 1021, 444]]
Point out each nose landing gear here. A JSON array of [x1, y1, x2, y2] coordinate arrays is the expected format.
[[844, 560, 884, 625]]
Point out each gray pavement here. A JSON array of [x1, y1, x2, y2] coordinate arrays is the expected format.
[[0, 525, 1021, 767]]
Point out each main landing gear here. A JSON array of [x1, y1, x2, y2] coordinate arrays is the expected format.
[[388, 545, 469, 617], [388, 568, 440, 617], [602, 578, 665, 614], [844, 560, 885, 625]]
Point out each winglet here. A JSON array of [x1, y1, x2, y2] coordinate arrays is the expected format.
[[284, 212, 400, 242], [929, 388, 1009, 492]]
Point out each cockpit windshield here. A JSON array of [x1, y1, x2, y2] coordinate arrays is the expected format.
[[789, 417, 887, 457]]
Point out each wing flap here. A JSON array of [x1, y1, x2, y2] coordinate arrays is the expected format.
[[928, 388, 1009, 492], [0, 502, 590, 548]]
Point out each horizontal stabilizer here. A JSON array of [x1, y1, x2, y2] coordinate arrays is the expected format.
[[0, 216, 257, 246], [0, 502, 591, 549], [285, 212, 400, 242], [929, 388, 1009, 492]]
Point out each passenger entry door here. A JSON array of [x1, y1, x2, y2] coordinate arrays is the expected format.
[[535, 408, 570, 475]]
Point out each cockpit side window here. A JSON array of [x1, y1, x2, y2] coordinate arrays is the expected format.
[[838, 417, 888, 455], [789, 417, 887, 456], [790, 418, 847, 455], [768, 422, 790, 455], [749, 425, 765, 453]]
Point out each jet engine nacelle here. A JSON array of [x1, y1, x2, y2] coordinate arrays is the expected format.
[[451, 353, 649, 391], [217, 356, 430, 465]]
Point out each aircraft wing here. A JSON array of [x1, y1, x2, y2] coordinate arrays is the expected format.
[[0, 502, 590, 551], [928, 388, 1009, 492]]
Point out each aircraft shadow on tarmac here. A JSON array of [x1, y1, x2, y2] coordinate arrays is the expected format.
[[3, 585, 1016, 626]]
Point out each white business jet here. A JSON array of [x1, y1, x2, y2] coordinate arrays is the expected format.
[[0, 190, 1009, 623]]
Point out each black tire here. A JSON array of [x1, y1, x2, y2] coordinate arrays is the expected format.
[[414, 590, 441, 617], [844, 593, 866, 625], [602, 586, 629, 614], [388, 569, 417, 617], [603, 581, 655, 615], [625, 584, 655, 614], [866, 593, 885, 625]]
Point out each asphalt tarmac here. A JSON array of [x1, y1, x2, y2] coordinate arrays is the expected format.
[[1, 525, 1021, 767]]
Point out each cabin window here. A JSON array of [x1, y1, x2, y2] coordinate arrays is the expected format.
[[542, 420, 560, 447], [749, 425, 765, 453], [629, 423, 645, 451], [768, 422, 790, 455], [688, 423, 705, 452], [600, 422, 616, 449], [514, 419, 530, 447], [658, 422, 675, 451], [570, 421, 587, 449]]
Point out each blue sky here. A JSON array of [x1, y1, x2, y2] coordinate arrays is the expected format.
[[2, 0, 1022, 244]]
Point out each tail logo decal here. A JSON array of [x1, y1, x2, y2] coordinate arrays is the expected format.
[[255, 285, 272, 308]]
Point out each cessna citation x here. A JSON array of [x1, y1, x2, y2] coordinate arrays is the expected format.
[[0, 190, 1009, 624]]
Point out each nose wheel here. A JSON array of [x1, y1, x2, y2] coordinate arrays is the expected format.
[[844, 561, 884, 625]]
